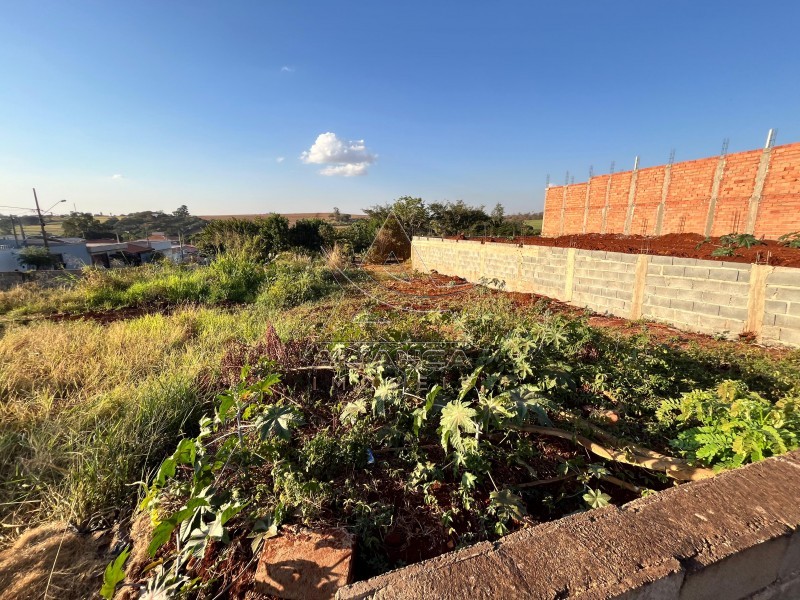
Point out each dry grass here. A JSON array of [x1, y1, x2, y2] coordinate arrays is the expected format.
[[0, 306, 269, 541]]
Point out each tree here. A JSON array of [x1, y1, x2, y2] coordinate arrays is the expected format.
[[428, 201, 490, 236], [491, 203, 505, 227], [17, 246, 61, 270], [62, 212, 115, 239], [289, 219, 336, 252], [365, 196, 429, 237], [332, 207, 341, 222], [194, 215, 289, 261], [173, 205, 190, 218]]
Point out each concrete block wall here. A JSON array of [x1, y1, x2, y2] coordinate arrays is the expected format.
[[412, 237, 800, 347], [642, 257, 752, 337], [338, 451, 800, 600], [542, 141, 800, 240], [572, 251, 637, 315], [763, 267, 800, 347]]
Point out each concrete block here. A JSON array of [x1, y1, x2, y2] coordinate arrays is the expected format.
[[720, 261, 753, 272], [779, 327, 800, 348], [771, 286, 800, 303], [643, 305, 676, 322], [761, 325, 782, 343], [766, 268, 800, 288], [748, 576, 800, 600], [678, 535, 788, 600], [665, 277, 695, 290], [670, 298, 695, 312], [662, 266, 686, 277], [689, 279, 749, 295], [705, 268, 744, 283], [671, 257, 699, 267], [788, 303, 800, 318], [775, 313, 800, 330], [719, 305, 748, 321], [645, 275, 668, 288], [645, 295, 672, 309], [779, 529, 800, 580], [650, 255, 675, 265], [684, 266, 711, 279], [764, 300, 789, 315], [692, 302, 721, 317]]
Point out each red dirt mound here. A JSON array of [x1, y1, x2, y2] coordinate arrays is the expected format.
[[448, 233, 800, 268]]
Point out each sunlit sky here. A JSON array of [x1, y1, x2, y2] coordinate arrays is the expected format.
[[1, 1, 799, 216]]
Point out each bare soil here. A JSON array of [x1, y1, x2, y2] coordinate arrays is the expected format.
[[449, 233, 800, 268]]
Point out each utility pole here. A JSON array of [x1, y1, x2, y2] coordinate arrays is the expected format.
[[10, 216, 19, 246], [32, 188, 49, 252]]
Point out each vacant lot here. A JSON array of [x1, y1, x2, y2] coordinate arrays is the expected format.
[[0, 256, 798, 598]]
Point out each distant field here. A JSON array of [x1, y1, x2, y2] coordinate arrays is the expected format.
[[525, 219, 543, 233], [200, 212, 367, 225]]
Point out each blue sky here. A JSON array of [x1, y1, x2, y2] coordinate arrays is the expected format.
[[1, 1, 799, 216]]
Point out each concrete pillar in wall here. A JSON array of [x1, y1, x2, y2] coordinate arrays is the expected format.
[[654, 164, 672, 235], [745, 264, 772, 338], [581, 177, 592, 234], [559, 185, 568, 237], [601, 175, 613, 234], [563, 248, 576, 302], [704, 155, 727, 238], [745, 148, 773, 235], [623, 157, 640, 235], [629, 254, 650, 319]]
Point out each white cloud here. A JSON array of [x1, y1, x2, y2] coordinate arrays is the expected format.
[[300, 132, 377, 176], [276, 156, 285, 163], [320, 163, 370, 177], [111, 174, 125, 180], [280, 66, 295, 73]]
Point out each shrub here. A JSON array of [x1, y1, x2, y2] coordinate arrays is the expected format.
[[257, 257, 338, 309], [657, 380, 800, 469]]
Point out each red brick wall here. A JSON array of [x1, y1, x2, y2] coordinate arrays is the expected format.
[[562, 183, 588, 235], [603, 172, 632, 234], [710, 149, 762, 237], [630, 166, 665, 236], [541, 187, 562, 237], [586, 174, 610, 233], [662, 157, 717, 234], [541, 142, 800, 239], [756, 144, 800, 238]]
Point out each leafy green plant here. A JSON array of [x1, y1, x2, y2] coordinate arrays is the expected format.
[[99, 546, 130, 599], [583, 488, 611, 509], [657, 380, 800, 469], [719, 233, 763, 249], [778, 232, 800, 248]]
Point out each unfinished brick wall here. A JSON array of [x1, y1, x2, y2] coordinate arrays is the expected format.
[[757, 144, 800, 239], [629, 166, 665, 236], [542, 142, 800, 240]]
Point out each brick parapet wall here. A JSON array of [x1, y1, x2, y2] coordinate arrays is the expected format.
[[412, 237, 800, 347], [542, 142, 800, 240]]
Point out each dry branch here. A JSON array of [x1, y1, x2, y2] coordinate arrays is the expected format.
[[511, 424, 714, 481]]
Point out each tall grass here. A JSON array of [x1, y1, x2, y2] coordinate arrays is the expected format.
[[0, 253, 268, 317], [0, 253, 347, 318], [0, 306, 267, 538]]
